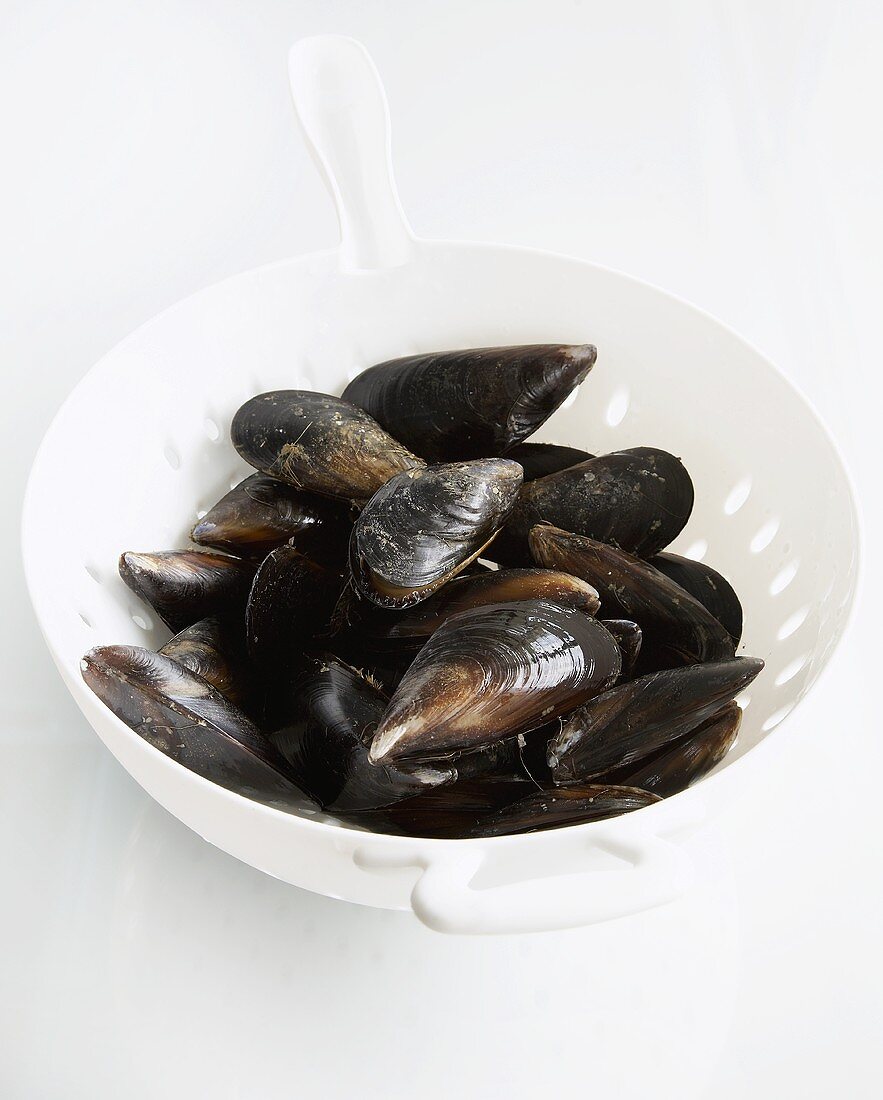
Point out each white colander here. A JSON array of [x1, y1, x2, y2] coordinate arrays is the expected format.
[[21, 36, 860, 934]]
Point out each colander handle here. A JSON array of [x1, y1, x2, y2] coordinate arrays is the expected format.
[[288, 36, 415, 272], [355, 832, 693, 935]]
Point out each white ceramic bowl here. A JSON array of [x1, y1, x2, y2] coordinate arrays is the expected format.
[[22, 37, 860, 934]]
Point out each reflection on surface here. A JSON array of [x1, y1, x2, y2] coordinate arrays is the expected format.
[[3, 738, 742, 1100]]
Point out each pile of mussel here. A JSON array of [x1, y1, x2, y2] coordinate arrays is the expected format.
[[82, 343, 763, 839]]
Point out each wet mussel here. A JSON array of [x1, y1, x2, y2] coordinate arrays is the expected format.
[[343, 344, 596, 462], [349, 459, 523, 608], [530, 525, 735, 672], [368, 600, 622, 764], [493, 447, 694, 565], [547, 657, 763, 782], [192, 473, 353, 563], [232, 391, 423, 503], [82, 645, 308, 811], [158, 615, 252, 707], [119, 549, 256, 633], [83, 340, 765, 839], [343, 567, 601, 650]]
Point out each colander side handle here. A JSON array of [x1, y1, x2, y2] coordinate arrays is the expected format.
[[355, 833, 693, 935], [288, 36, 415, 272]]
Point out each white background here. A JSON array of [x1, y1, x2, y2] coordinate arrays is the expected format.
[[2, 1, 880, 1096]]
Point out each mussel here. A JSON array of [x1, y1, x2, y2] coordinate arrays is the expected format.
[[246, 542, 343, 669], [119, 549, 256, 633], [342, 344, 596, 462], [504, 442, 595, 481], [81, 646, 308, 810], [547, 656, 763, 782], [231, 391, 423, 504], [650, 551, 743, 647], [268, 655, 455, 812], [604, 701, 741, 797], [467, 784, 662, 837], [191, 473, 352, 562], [347, 567, 601, 647], [448, 738, 529, 782], [349, 459, 523, 608], [158, 615, 252, 706], [600, 619, 643, 679], [530, 525, 734, 670], [368, 600, 622, 764], [494, 448, 694, 565], [346, 778, 536, 839]]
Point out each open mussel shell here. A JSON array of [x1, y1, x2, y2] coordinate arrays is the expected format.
[[349, 459, 524, 608], [368, 599, 622, 764], [467, 784, 662, 838], [246, 543, 344, 670], [81, 646, 309, 811], [231, 391, 423, 504], [119, 549, 256, 633], [342, 344, 596, 462], [191, 473, 352, 562], [158, 615, 252, 706], [650, 551, 743, 647], [547, 656, 763, 783], [530, 525, 734, 670], [350, 567, 601, 647], [494, 447, 695, 565], [603, 702, 742, 798], [268, 655, 455, 812], [504, 442, 595, 481], [600, 619, 643, 679]]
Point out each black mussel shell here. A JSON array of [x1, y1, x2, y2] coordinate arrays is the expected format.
[[191, 473, 352, 562], [246, 543, 344, 670], [603, 702, 741, 797], [158, 615, 252, 706], [446, 738, 529, 782], [530, 526, 735, 670], [231, 391, 423, 504], [268, 654, 455, 812], [494, 448, 694, 565], [349, 567, 601, 647], [322, 626, 416, 695], [467, 784, 661, 838], [119, 549, 256, 633], [342, 344, 596, 462], [368, 599, 622, 764], [346, 778, 536, 838], [600, 619, 643, 680], [650, 551, 743, 647], [547, 657, 763, 783], [504, 442, 595, 481], [349, 459, 523, 608], [81, 646, 308, 810]]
